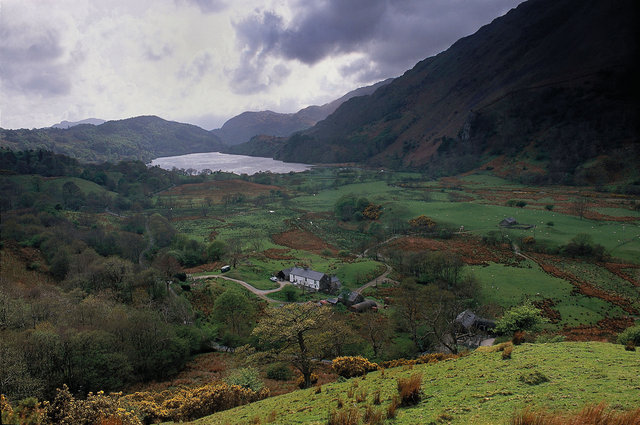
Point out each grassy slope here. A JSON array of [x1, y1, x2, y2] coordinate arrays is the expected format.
[[177, 342, 639, 425]]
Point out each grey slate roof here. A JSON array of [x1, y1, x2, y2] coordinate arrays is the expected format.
[[289, 267, 325, 281]]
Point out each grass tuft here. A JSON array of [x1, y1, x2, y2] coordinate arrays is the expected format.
[[397, 373, 423, 406]]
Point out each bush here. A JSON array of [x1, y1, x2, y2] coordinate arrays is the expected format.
[[296, 373, 318, 389], [617, 325, 640, 346], [545, 204, 554, 211], [495, 303, 548, 335], [332, 356, 379, 378], [328, 406, 360, 425], [397, 373, 422, 406], [512, 331, 526, 345], [225, 367, 264, 392], [519, 371, 549, 386], [266, 363, 293, 381], [502, 344, 513, 360]]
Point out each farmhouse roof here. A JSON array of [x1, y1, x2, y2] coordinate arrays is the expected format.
[[289, 267, 325, 281], [500, 217, 517, 226], [455, 310, 477, 329]]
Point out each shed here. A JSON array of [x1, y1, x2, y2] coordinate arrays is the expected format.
[[350, 299, 378, 313], [340, 291, 364, 307], [499, 217, 517, 227], [455, 309, 496, 332]]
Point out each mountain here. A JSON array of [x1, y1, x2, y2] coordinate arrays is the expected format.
[[211, 79, 393, 145], [271, 0, 639, 183], [0, 116, 225, 163], [51, 118, 106, 129]]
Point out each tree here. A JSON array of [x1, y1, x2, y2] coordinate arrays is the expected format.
[[356, 311, 391, 358], [570, 196, 589, 219], [212, 289, 256, 339], [206, 240, 226, 262], [251, 304, 333, 388], [495, 303, 548, 335], [62, 181, 85, 210]]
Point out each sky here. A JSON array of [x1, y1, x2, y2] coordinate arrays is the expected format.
[[0, 0, 523, 130]]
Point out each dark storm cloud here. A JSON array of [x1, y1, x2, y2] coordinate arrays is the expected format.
[[0, 24, 79, 97], [232, 0, 522, 90]]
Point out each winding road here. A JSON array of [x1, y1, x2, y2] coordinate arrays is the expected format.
[[189, 263, 395, 303]]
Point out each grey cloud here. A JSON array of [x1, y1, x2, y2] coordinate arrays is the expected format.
[[0, 24, 80, 97], [176, 0, 227, 14], [178, 52, 213, 82], [145, 43, 173, 61], [233, 0, 522, 85]]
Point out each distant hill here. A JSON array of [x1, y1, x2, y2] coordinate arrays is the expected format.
[[269, 0, 639, 184], [211, 79, 393, 145], [51, 118, 106, 129], [0, 116, 225, 163]]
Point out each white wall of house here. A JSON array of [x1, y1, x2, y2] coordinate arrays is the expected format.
[[290, 274, 319, 290]]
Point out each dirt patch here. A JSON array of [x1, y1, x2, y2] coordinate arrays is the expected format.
[[272, 229, 338, 255], [562, 316, 635, 342]]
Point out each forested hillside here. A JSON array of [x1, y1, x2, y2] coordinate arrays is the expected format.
[[0, 116, 225, 163]]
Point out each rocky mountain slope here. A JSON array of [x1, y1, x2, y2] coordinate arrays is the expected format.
[[270, 0, 638, 183], [211, 79, 393, 145]]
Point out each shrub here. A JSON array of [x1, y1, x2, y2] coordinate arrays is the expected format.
[[617, 325, 640, 346], [328, 406, 360, 425], [373, 390, 381, 405], [519, 371, 549, 386], [266, 363, 293, 381], [495, 303, 548, 335], [512, 331, 526, 345], [43, 386, 141, 425], [545, 204, 554, 211], [296, 373, 318, 389], [225, 367, 264, 392], [624, 341, 635, 351], [332, 356, 379, 378], [363, 405, 384, 425], [502, 344, 513, 360], [355, 389, 367, 403], [386, 396, 399, 419], [397, 373, 422, 406]]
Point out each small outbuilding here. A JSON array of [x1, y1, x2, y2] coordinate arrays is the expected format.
[[499, 217, 517, 227], [455, 310, 496, 332], [349, 299, 378, 313]]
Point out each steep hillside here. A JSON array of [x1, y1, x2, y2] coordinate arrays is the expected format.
[[211, 79, 393, 145], [186, 342, 640, 425], [273, 0, 639, 183], [0, 115, 225, 163]]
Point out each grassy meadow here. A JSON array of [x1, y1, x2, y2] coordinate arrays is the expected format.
[[172, 342, 640, 425]]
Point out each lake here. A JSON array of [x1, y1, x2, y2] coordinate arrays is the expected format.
[[149, 152, 312, 175]]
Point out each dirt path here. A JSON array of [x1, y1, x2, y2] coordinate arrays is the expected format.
[[355, 264, 396, 294], [190, 274, 288, 303]]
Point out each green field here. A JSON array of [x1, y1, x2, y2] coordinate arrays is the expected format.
[[179, 342, 640, 425]]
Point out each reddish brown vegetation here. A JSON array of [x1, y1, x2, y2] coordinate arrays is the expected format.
[[529, 254, 638, 315], [562, 317, 635, 342], [603, 263, 640, 287], [511, 402, 640, 425], [386, 235, 513, 265], [397, 373, 423, 406], [533, 299, 562, 324], [161, 179, 283, 200], [272, 228, 338, 255]]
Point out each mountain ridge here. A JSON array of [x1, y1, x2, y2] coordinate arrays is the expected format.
[[211, 78, 393, 145], [267, 0, 638, 183], [0, 115, 224, 163]]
